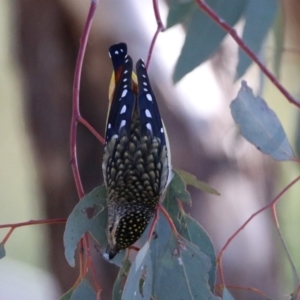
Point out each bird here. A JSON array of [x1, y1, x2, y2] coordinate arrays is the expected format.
[[102, 43, 171, 260]]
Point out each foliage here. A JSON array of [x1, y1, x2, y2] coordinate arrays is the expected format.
[[231, 81, 295, 161], [63, 170, 219, 299], [167, 0, 279, 82], [2, 0, 300, 299]]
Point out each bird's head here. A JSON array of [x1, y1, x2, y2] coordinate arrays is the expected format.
[[105, 204, 154, 260]]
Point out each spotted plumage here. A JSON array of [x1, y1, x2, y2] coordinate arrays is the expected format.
[[103, 43, 171, 260]]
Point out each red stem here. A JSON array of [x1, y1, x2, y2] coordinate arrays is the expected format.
[[147, 208, 159, 241], [146, 0, 165, 69], [0, 218, 66, 229], [216, 174, 300, 286], [70, 1, 98, 198], [69, 0, 101, 293], [2, 228, 15, 245], [194, 0, 300, 109], [215, 284, 272, 299], [1, 219, 66, 245], [158, 204, 178, 233], [78, 116, 105, 144]]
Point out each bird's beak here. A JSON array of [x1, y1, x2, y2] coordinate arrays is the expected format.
[[105, 245, 118, 260]]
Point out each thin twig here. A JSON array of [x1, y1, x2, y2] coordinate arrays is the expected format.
[[194, 0, 300, 109], [147, 209, 159, 241], [1, 228, 15, 245], [70, 0, 100, 293], [0, 218, 66, 245], [0, 218, 66, 229], [271, 204, 300, 288], [146, 0, 165, 69], [158, 204, 178, 233], [78, 116, 105, 144], [216, 174, 300, 286], [215, 284, 272, 300], [70, 0, 98, 198]]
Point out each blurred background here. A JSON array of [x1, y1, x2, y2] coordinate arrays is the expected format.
[[1, 0, 300, 299]]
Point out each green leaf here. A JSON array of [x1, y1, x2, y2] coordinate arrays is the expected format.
[[165, 170, 191, 204], [222, 288, 235, 300], [173, 0, 248, 82], [176, 169, 220, 195], [166, 0, 195, 29], [60, 280, 96, 300], [163, 174, 216, 290], [70, 279, 96, 300], [150, 213, 219, 300], [295, 113, 300, 159], [114, 170, 217, 299], [273, 10, 284, 78], [59, 288, 74, 300], [113, 259, 131, 300], [0, 243, 6, 259], [236, 0, 278, 79], [63, 186, 125, 267], [63, 186, 107, 267], [230, 81, 295, 161], [180, 215, 216, 290], [121, 242, 153, 300]]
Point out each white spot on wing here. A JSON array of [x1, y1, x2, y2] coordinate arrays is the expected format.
[[144, 88, 148, 92], [119, 120, 126, 129], [115, 50, 119, 55], [123, 78, 127, 82], [142, 74, 146, 78], [123, 85, 128, 88], [121, 89, 128, 98], [120, 105, 126, 114], [124, 70, 128, 74], [146, 123, 152, 132], [160, 127, 164, 133], [143, 82, 147, 86], [108, 123, 111, 129], [145, 109, 152, 118], [146, 93, 153, 101], [120, 48, 124, 52]]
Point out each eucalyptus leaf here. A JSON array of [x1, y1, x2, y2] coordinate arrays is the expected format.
[[70, 279, 96, 300], [0, 243, 5, 259], [150, 213, 219, 300], [113, 259, 131, 300], [236, 0, 278, 79], [174, 0, 248, 82], [222, 288, 235, 300], [167, 0, 195, 29], [59, 288, 73, 300], [163, 173, 216, 290], [165, 170, 191, 204], [63, 186, 107, 267], [273, 10, 284, 78], [231, 81, 295, 161], [121, 242, 153, 300], [63, 186, 125, 267], [176, 169, 220, 195], [295, 113, 300, 159]]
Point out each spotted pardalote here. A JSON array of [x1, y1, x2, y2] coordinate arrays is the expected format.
[[102, 43, 171, 260]]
